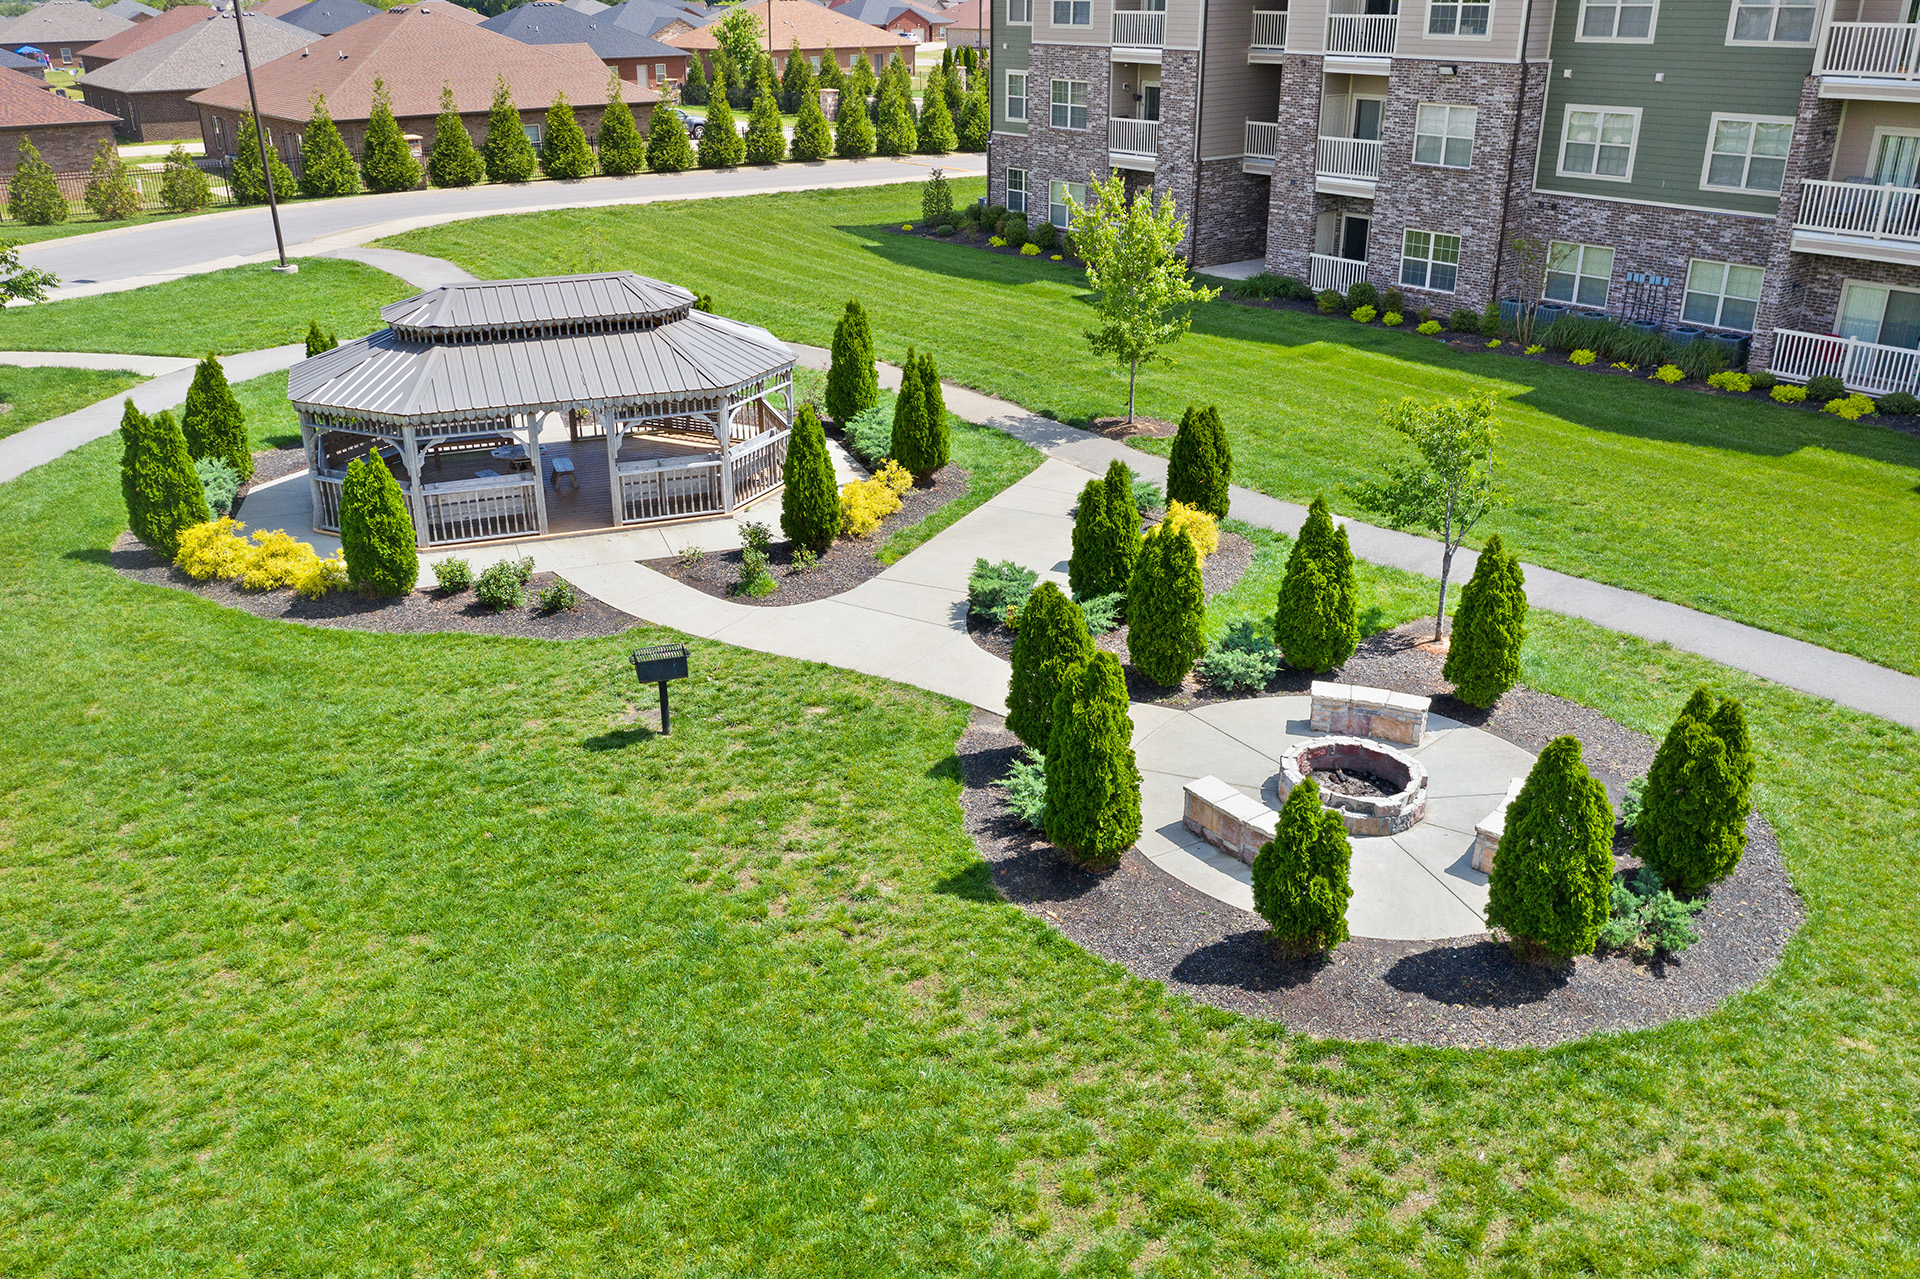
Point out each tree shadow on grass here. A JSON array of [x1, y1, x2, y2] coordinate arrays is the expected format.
[[1383, 940, 1572, 1008], [1169, 931, 1332, 992]]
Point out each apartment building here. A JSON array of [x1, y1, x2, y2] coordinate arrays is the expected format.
[[987, 0, 1920, 394]]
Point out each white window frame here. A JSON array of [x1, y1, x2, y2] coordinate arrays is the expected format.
[[1413, 103, 1476, 168], [1543, 240, 1614, 309], [1051, 0, 1090, 25], [1049, 78, 1088, 131], [1726, 0, 1816, 45], [524, 123, 543, 146], [1006, 70, 1026, 122], [1007, 167, 1028, 214], [1426, 0, 1492, 38], [1682, 259, 1765, 332], [1399, 228, 1461, 294], [1575, 0, 1658, 42], [59, 46, 72, 64], [1868, 126, 1920, 186], [1007, 0, 1032, 22], [1833, 278, 1920, 348], [1556, 104, 1641, 183], [1699, 112, 1795, 195], [1049, 178, 1087, 229]]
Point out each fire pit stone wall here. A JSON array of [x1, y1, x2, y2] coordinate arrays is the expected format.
[[1309, 681, 1431, 746], [1278, 736, 1430, 837]]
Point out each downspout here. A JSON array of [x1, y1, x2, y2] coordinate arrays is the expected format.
[[1490, 0, 1534, 304], [1188, 0, 1208, 262]]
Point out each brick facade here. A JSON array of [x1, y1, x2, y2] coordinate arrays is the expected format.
[[0, 121, 114, 175], [985, 42, 1109, 227], [1192, 157, 1267, 265], [80, 84, 202, 142], [1262, 53, 1323, 280]]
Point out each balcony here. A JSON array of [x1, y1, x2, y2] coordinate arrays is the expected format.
[[1816, 21, 1920, 99], [1249, 10, 1288, 62], [1793, 178, 1920, 265], [1310, 254, 1371, 293], [1771, 328, 1920, 396], [1243, 119, 1278, 173], [1325, 12, 1397, 61], [1109, 117, 1159, 170], [1111, 8, 1166, 55], [1315, 135, 1381, 196]]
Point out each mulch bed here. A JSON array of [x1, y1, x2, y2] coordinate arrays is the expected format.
[[642, 463, 968, 607], [953, 619, 1804, 1048], [247, 444, 309, 488], [1087, 415, 1177, 440]]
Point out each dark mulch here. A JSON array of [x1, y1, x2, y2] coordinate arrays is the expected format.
[[643, 464, 968, 607], [248, 444, 308, 488], [952, 626, 1804, 1048], [110, 535, 638, 641]]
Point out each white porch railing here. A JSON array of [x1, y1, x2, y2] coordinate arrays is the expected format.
[[1251, 10, 1288, 50], [1244, 119, 1279, 159], [1316, 135, 1382, 181], [1817, 21, 1920, 79], [422, 474, 540, 545], [1325, 12, 1397, 55], [729, 428, 791, 508], [1111, 9, 1166, 46], [1796, 178, 1920, 242], [312, 472, 344, 533], [1310, 253, 1370, 292], [1771, 328, 1920, 396], [619, 456, 725, 524], [1109, 117, 1159, 156]]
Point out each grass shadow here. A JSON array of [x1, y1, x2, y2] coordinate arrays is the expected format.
[[582, 724, 657, 750]]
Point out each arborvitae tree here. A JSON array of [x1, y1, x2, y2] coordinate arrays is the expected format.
[[915, 349, 949, 467], [916, 69, 956, 153], [1006, 581, 1093, 755], [744, 69, 784, 165], [121, 400, 210, 558], [228, 131, 295, 206], [538, 91, 596, 179], [789, 86, 832, 161], [1274, 496, 1356, 671], [1710, 696, 1755, 819], [426, 84, 484, 188], [1444, 533, 1527, 708], [305, 319, 338, 357], [816, 44, 843, 91], [1067, 463, 1141, 602], [779, 404, 839, 553], [842, 52, 874, 111], [720, 49, 749, 109], [1043, 650, 1141, 867], [834, 79, 875, 156], [1127, 522, 1206, 687], [1166, 403, 1231, 517], [299, 93, 361, 197], [874, 78, 916, 156], [160, 142, 211, 212], [1102, 456, 1141, 569], [1252, 778, 1353, 954], [181, 355, 251, 482], [338, 452, 419, 596], [944, 56, 966, 116], [1636, 689, 1751, 893], [1485, 735, 1614, 961], [682, 50, 710, 105], [779, 39, 813, 112], [698, 92, 745, 167], [646, 98, 696, 173], [482, 77, 538, 183], [889, 346, 945, 481], [825, 298, 877, 422], [6, 136, 66, 225], [360, 78, 422, 193], [596, 72, 645, 176], [956, 82, 988, 151], [83, 137, 140, 221]]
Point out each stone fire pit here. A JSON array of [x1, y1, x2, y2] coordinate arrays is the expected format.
[[1277, 736, 1429, 837]]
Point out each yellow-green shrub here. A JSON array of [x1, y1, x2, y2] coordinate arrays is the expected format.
[[175, 517, 253, 580], [877, 458, 913, 496], [1158, 499, 1219, 563], [296, 553, 349, 598], [1019, 243, 1041, 256], [1824, 393, 1876, 420], [1771, 384, 1807, 404], [172, 518, 343, 595], [239, 529, 322, 591], [1382, 311, 1403, 326], [839, 473, 903, 537], [1417, 319, 1442, 335], [1706, 370, 1752, 392], [1569, 349, 1596, 365], [1651, 364, 1684, 384], [1349, 304, 1377, 323], [988, 235, 1007, 248]]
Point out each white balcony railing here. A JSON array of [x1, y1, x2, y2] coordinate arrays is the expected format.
[[1817, 21, 1920, 79], [1325, 12, 1397, 56], [1244, 119, 1279, 159], [1316, 134, 1382, 181], [1310, 253, 1370, 293], [1251, 9, 1289, 50], [1112, 9, 1166, 46], [1771, 328, 1920, 396], [1796, 178, 1920, 241], [1109, 117, 1159, 156]]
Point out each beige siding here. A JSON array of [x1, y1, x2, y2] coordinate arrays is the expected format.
[[1832, 0, 1908, 21], [1394, 0, 1557, 62], [1110, 58, 1158, 113], [1290, 0, 1330, 53], [1831, 99, 1920, 180], [1160, 0, 1200, 49], [1197, 0, 1283, 156], [1033, 0, 1110, 44], [1523, 0, 1554, 60]]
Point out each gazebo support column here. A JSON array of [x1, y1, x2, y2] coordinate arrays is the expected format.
[[400, 425, 430, 549], [522, 413, 550, 535], [299, 416, 322, 536], [717, 404, 736, 512], [602, 409, 622, 527]]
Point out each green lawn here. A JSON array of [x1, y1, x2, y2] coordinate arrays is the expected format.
[[0, 364, 143, 440], [0, 259, 411, 358], [383, 184, 1920, 677], [4, 402, 1920, 1273]]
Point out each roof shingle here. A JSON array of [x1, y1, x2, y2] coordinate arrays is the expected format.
[[0, 0, 137, 47], [84, 12, 315, 96], [666, 0, 895, 51], [479, 2, 681, 62], [0, 66, 116, 127]]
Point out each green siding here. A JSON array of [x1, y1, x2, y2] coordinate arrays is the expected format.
[[1533, 0, 1811, 215], [991, 0, 1030, 135]]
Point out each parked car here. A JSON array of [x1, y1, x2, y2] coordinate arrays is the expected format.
[[676, 109, 704, 140]]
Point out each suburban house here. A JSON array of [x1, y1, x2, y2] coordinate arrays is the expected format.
[[829, 0, 954, 45], [0, 47, 44, 73], [279, 0, 386, 38], [80, 10, 315, 143], [0, 66, 116, 174], [189, 3, 658, 169], [79, 4, 218, 74], [668, 0, 899, 77], [0, 1, 136, 67], [480, 1, 689, 89], [939, 0, 988, 48], [102, 1, 162, 21], [256, 0, 312, 15], [609, 0, 716, 41]]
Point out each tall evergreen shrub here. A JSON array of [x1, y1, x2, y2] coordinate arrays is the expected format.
[[874, 79, 916, 156], [1485, 735, 1614, 960], [338, 453, 419, 596], [780, 404, 839, 553], [362, 78, 422, 192], [915, 71, 956, 153], [1127, 522, 1206, 687], [834, 77, 875, 156], [956, 82, 988, 151], [889, 347, 947, 480], [1043, 651, 1141, 867], [426, 84, 484, 188], [1166, 403, 1231, 517], [744, 68, 784, 165], [6, 136, 65, 225], [1006, 582, 1093, 754], [1067, 462, 1140, 600], [538, 91, 595, 179], [789, 87, 831, 160], [1443, 533, 1527, 707], [596, 73, 646, 176], [646, 99, 696, 172], [181, 355, 251, 482], [120, 400, 209, 558], [227, 131, 295, 206], [1252, 778, 1353, 954], [1636, 689, 1753, 893], [682, 51, 709, 106], [779, 39, 813, 111], [825, 298, 877, 422], [160, 142, 211, 212], [299, 93, 361, 197], [482, 77, 538, 183], [698, 93, 745, 167], [1273, 496, 1356, 671]]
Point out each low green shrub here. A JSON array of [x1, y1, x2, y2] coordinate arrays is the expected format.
[[1651, 364, 1685, 384], [842, 394, 898, 468], [1076, 591, 1124, 635], [1750, 370, 1777, 391], [1002, 748, 1049, 828], [1314, 289, 1343, 314], [1825, 393, 1876, 420], [1480, 300, 1503, 337], [1382, 287, 1405, 313], [1619, 775, 1648, 832], [1030, 219, 1057, 250], [537, 579, 579, 612], [474, 560, 527, 611], [1599, 866, 1706, 957], [1417, 319, 1442, 335], [1875, 390, 1920, 415], [740, 519, 774, 555], [1805, 374, 1845, 402], [1345, 280, 1379, 310], [1771, 384, 1807, 404], [1669, 338, 1730, 380], [1349, 304, 1377, 323], [1449, 308, 1480, 333], [1706, 370, 1753, 393], [969, 557, 1037, 619], [1230, 272, 1308, 300], [1569, 349, 1597, 365], [1002, 216, 1028, 248], [1130, 474, 1165, 517], [433, 557, 473, 590], [194, 456, 240, 517], [735, 546, 777, 596], [1382, 311, 1403, 327], [1195, 620, 1283, 692]]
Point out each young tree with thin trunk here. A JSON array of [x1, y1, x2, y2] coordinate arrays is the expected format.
[[1005, 581, 1092, 754], [427, 84, 483, 188]]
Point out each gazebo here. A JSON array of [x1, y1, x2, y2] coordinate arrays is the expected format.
[[288, 272, 797, 547]]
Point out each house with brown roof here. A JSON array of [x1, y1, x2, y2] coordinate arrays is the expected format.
[[933, 0, 984, 48], [0, 65, 116, 175], [278, 0, 386, 39], [102, 1, 162, 22], [827, 0, 949, 47], [81, 10, 315, 143], [0, 0, 136, 68], [667, 0, 895, 79], [189, 4, 656, 172], [79, 3, 216, 74]]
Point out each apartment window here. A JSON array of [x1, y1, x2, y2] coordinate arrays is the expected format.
[[1050, 79, 1088, 130], [1427, 0, 1490, 37], [1544, 241, 1613, 308], [1702, 114, 1792, 194], [1729, 0, 1814, 43], [1558, 106, 1639, 181], [1008, 167, 1027, 214], [1400, 229, 1460, 293], [1007, 71, 1026, 121], [524, 123, 543, 146], [1049, 178, 1087, 228], [1051, 0, 1090, 24], [1682, 260, 1764, 331], [1578, 0, 1655, 39], [59, 46, 72, 64], [1413, 104, 1476, 168], [1837, 282, 1920, 349], [1008, 0, 1032, 20], [809, 55, 820, 70], [657, 63, 668, 83]]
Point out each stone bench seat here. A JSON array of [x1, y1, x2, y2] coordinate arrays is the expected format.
[[1469, 777, 1524, 873], [1182, 775, 1277, 867], [1309, 680, 1431, 745]]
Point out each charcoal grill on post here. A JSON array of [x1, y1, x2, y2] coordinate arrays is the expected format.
[[630, 644, 690, 735]]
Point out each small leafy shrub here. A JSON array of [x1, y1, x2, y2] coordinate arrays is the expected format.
[[1487, 339, 1503, 349], [1195, 620, 1283, 692], [1130, 475, 1165, 518], [1314, 289, 1343, 314], [1449, 308, 1480, 333], [1050, 254, 1063, 261], [988, 235, 1007, 248], [1382, 288, 1405, 314], [1019, 243, 1041, 256], [1349, 304, 1377, 323], [1750, 370, 1777, 391], [433, 557, 474, 590], [1345, 281, 1379, 310], [969, 557, 1038, 619], [1805, 374, 1845, 402], [1030, 219, 1057, 251], [239, 530, 324, 592], [1417, 319, 1443, 335], [1002, 217, 1028, 248], [1157, 500, 1219, 562], [1875, 390, 1920, 415], [931, 224, 954, 236], [789, 545, 819, 573], [1076, 591, 1124, 634], [843, 396, 898, 469], [1619, 775, 1648, 832], [1612, 362, 1636, 371], [1824, 393, 1876, 420], [1770, 384, 1807, 404], [735, 547, 776, 597], [677, 545, 706, 568], [474, 560, 527, 611], [1418, 307, 1433, 324], [1651, 364, 1685, 384], [1382, 311, 1403, 327], [1706, 370, 1753, 393], [1599, 867, 1706, 958], [194, 456, 241, 516], [538, 579, 580, 611], [1480, 300, 1504, 338], [838, 472, 903, 536], [1003, 748, 1049, 829], [740, 519, 774, 555], [1669, 338, 1731, 381], [174, 520, 343, 596], [174, 518, 254, 581], [1569, 349, 1597, 365], [295, 554, 348, 599], [1525, 343, 1545, 354]]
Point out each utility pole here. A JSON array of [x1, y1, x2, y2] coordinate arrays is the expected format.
[[224, 0, 296, 274]]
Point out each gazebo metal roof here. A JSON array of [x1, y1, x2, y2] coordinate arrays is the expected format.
[[378, 271, 700, 338]]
